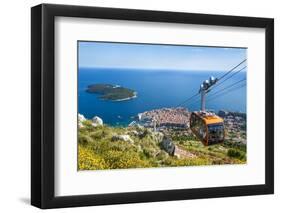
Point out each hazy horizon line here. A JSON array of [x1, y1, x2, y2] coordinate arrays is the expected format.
[[78, 66, 247, 72]]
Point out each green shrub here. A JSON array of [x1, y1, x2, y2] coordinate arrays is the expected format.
[[156, 151, 168, 161], [142, 146, 157, 158], [163, 157, 211, 167], [139, 128, 149, 139], [89, 129, 108, 140], [79, 134, 93, 145], [227, 148, 246, 160]]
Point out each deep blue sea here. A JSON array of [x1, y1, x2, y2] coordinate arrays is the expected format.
[[78, 68, 246, 126]]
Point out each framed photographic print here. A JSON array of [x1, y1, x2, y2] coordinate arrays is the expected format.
[[31, 4, 274, 209]]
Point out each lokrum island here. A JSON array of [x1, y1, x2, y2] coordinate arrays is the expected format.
[[86, 83, 137, 101]]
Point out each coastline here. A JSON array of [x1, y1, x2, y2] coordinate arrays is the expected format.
[[111, 92, 137, 102], [79, 71, 246, 124]]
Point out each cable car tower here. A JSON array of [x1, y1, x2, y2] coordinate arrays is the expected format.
[[190, 76, 225, 146], [199, 76, 218, 111]]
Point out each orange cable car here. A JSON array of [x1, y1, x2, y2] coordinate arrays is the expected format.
[[190, 111, 225, 146]]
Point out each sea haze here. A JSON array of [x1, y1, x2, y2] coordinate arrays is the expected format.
[[78, 68, 246, 126]]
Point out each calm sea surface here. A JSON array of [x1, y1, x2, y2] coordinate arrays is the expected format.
[[78, 68, 246, 126]]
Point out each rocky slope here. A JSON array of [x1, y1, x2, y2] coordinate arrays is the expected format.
[[78, 114, 246, 170]]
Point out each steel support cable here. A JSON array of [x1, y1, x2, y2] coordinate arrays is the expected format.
[[216, 59, 247, 81], [207, 78, 246, 99], [174, 59, 247, 108], [186, 95, 201, 108], [206, 83, 246, 102], [207, 66, 247, 93], [188, 78, 246, 108], [175, 93, 199, 108]]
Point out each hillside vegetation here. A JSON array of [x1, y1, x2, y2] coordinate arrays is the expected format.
[[78, 120, 246, 170]]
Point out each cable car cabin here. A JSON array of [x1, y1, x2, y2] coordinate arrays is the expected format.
[[190, 111, 225, 146]]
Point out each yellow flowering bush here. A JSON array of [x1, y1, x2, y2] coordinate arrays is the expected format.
[[77, 119, 246, 170], [78, 145, 108, 170], [102, 150, 150, 169]]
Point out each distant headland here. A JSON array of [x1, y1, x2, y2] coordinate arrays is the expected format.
[[86, 83, 137, 101]]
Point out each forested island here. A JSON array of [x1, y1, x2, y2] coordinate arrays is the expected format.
[[86, 84, 137, 101]]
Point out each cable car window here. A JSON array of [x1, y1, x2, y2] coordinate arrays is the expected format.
[[208, 123, 224, 140], [190, 114, 206, 140]]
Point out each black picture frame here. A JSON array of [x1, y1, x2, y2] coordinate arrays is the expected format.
[[31, 3, 274, 209]]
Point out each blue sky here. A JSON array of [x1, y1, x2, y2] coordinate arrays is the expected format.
[[78, 41, 247, 72]]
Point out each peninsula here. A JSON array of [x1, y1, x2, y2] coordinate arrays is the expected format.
[[86, 83, 137, 101]]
